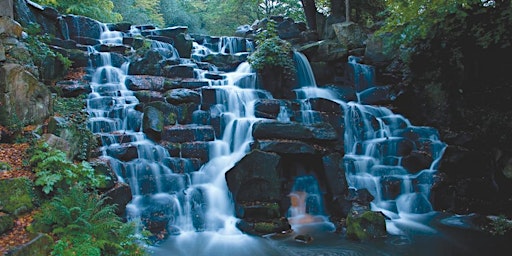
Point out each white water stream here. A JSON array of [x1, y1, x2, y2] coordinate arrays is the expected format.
[[86, 27, 447, 255]]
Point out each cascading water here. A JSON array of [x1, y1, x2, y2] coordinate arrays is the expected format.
[[85, 28, 287, 255], [85, 21, 449, 254], [293, 53, 447, 235]]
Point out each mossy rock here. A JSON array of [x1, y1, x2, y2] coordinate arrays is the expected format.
[[254, 222, 275, 234], [346, 205, 387, 241], [0, 212, 14, 234], [0, 178, 39, 216], [6, 233, 54, 256]]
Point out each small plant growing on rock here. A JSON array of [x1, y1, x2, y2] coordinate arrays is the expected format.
[[247, 21, 296, 81], [23, 23, 72, 72], [247, 21, 297, 98]]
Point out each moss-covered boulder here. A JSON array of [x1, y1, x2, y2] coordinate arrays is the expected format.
[[0, 212, 14, 234], [346, 204, 387, 241], [6, 233, 54, 256], [0, 178, 39, 216]]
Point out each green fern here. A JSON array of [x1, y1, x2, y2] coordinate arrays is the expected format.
[[29, 187, 147, 255]]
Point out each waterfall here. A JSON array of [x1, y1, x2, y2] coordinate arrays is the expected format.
[[293, 52, 447, 235], [287, 176, 330, 227], [85, 28, 285, 255], [85, 23, 447, 255]]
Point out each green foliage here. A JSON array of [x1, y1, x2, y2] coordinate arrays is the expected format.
[[29, 142, 106, 194], [488, 215, 512, 236], [33, 0, 122, 23], [28, 187, 147, 256], [379, 0, 512, 50], [112, 0, 164, 27], [23, 24, 72, 72], [159, 0, 205, 33], [0, 178, 39, 216], [53, 95, 97, 161], [0, 161, 12, 171], [247, 21, 296, 79]]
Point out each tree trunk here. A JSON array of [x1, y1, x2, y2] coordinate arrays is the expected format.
[[345, 0, 350, 22], [301, 0, 317, 31]]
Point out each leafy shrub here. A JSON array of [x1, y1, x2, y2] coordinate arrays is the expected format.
[[53, 95, 97, 161], [29, 142, 107, 194], [28, 186, 147, 256], [24, 24, 72, 72], [488, 215, 512, 236], [247, 21, 296, 81], [32, 0, 122, 23]]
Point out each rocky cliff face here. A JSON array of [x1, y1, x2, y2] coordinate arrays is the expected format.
[[0, 16, 52, 130]]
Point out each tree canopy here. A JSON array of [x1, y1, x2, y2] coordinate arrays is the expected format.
[[33, 0, 122, 23]]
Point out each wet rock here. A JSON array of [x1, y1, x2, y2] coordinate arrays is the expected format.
[[128, 50, 165, 76], [202, 53, 249, 72], [106, 143, 139, 162], [346, 204, 387, 241], [294, 234, 314, 243], [252, 121, 313, 140], [107, 22, 132, 33], [73, 36, 101, 46], [252, 120, 337, 141], [226, 150, 282, 204], [254, 99, 282, 119], [253, 140, 317, 154], [143, 105, 165, 141], [101, 182, 132, 217], [180, 142, 210, 164], [54, 80, 91, 97], [125, 75, 171, 92], [134, 90, 165, 103], [164, 88, 201, 105], [322, 153, 348, 196], [162, 64, 195, 79], [62, 14, 103, 40], [162, 157, 201, 174], [172, 33, 194, 59], [90, 158, 117, 191], [237, 202, 281, 220], [179, 79, 210, 89], [402, 150, 434, 174], [380, 176, 402, 200], [162, 125, 215, 143], [146, 101, 179, 127]]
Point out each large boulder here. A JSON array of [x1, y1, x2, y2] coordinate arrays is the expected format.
[[60, 14, 103, 40], [0, 16, 22, 38], [5, 233, 53, 256], [332, 22, 367, 50], [0, 178, 39, 217], [252, 120, 337, 142], [225, 150, 282, 204], [0, 64, 52, 127]]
